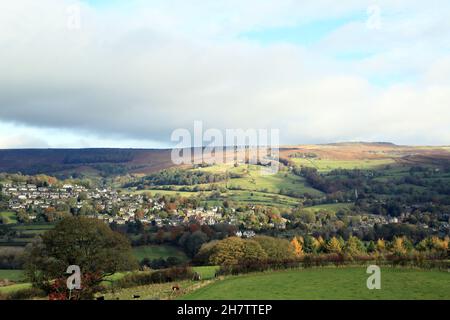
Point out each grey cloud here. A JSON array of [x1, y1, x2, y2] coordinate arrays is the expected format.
[[1, 0, 450, 146]]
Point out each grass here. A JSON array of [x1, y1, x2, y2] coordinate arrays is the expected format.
[[227, 165, 323, 196], [0, 212, 17, 224], [304, 203, 354, 213], [0, 224, 55, 247], [103, 280, 195, 300], [128, 163, 325, 207], [0, 269, 24, 282], [224, 191, 300, 208], [0, 282, 32, 294], [192, 266, 220, 280], [130, 189, 200, 197], [180, 267, 450, 300], [12, 224, 54, 231], [132, 245, 188, 262], [291, 158, 395, 172]]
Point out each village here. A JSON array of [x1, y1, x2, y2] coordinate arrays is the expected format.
[[0, 182, 228, 227], [0, 182, 419, 236]]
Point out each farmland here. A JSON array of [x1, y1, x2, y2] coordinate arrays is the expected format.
[[1, 266, 448, 300], [180, 267, 450, 300], [132, 245, 189, 262], [0, 224, 55, 246], [0, 212, 17, 225], [290, 158, 395, 172], [1, 143, 450, 300], [0, 269, 24, 282]]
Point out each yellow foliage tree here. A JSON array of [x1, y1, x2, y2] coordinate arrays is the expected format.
[[431, 236, 448, 251], [291, 237, 304, 257], [376, 239, 386, 252], [326, 237, 342, 254], [391, 236, 407, 256], [316, 236, 326, 252]]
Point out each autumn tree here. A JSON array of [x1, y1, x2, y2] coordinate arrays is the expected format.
[[209, 237, 245, 265], [326, 237, 342, 254], [241, 240, 268, 262], [390, 236, 407, 256], [253, 236, 296, 261], [290, 237, 304, 257], [24, 217, 138, 299], [344, 236, 366, 256], [376, 239, 386, 252]]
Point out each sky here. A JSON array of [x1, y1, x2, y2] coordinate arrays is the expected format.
[[0, 0, 450, 148]]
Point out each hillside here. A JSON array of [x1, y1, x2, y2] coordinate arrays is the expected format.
[[0, 148, 175, 177], [0, 143, 449, 178]]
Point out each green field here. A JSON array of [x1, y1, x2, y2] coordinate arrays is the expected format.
[[0, 212, 17, 224], [129, 163, 322, 207], [222, 191, 301, 208], [226, 165, 323, 196], [192, 266, 220, 280], [132, 245, 188, 262], [304, 203, 354, 213], [0, 269, 24, 282], [0, 282, 31, 294], [12, 224, 54, 231], [103, 280, 194, 300], [180, 267, 450, 300], [0, 224, 55, 247], [131, 189, 200, 197], [291, 158, 395, 172]]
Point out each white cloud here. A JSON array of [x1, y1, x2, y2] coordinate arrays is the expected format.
[[0, 133, 49, 149], [0, 0, 450, 147]]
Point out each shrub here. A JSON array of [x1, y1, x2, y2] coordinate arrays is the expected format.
[[0, 247, 25, 269], [114, 266, 194, 289], [253, 236, 296, 260], [6, 288, 46, 300]]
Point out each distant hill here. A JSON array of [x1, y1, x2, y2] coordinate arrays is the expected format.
[[0, 143, 449, 178], [0, 149, 175, 177]]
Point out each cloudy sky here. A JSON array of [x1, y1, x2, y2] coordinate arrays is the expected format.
[[1, 0, 450, 148]]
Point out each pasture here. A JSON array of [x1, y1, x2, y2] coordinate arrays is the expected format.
[[303, 203, 354, 213], [132, 245, 188, 262], [0, 269, 24, 282], [290, 158, 395, 172], [180, 267, 450, 300], [0, 212, 17, 224], [192, 266, 220, 280], [0, 282, 31, 294]]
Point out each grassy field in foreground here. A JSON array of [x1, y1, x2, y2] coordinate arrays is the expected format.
[[0, 282, 32, 294], [180, 267, 450, 300], [132, 245, 188, 262], [103, 280, 195, 300]]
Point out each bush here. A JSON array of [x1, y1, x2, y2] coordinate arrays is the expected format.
[[197, 237, 285, 266], [0, 247, 25, 269], [114, 266, 195, 289], [253, 236, 296, 261], [5, 287, 46, 300], [140, 256, 184, 270]]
